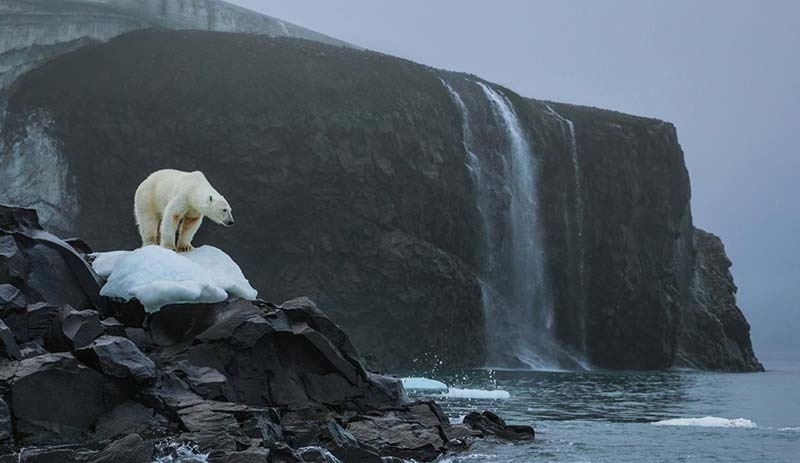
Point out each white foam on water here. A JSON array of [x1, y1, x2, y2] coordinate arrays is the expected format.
[[440, 387, 511, 400], [152, 439, 208, 462], [651, 416, 757, 428], [401, 377, 449, 393], [92, 245, 257, 312], [777, 426, 800, 431]]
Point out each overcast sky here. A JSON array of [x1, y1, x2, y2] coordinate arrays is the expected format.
[[230, 0, 799, 361]]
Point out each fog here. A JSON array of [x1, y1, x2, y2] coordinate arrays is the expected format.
[[230, 0, 799, 360]]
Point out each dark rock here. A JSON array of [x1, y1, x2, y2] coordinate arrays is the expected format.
[[63, 238, 93, 255], [0, 399, 11, 445], [268, 442, 302, 463], [463, 411, 534, 441], [208, 448, 269, 463], [297, 447, 340, 463], [93, 402, 161, 441], [2, 302, 60, 344], [171, 362, 231, 401], [0, 320, 20, 360], [74, 335, 157, 384], [0, 284, 26, 309], [239, 407, 283, 445], [0, 207, 103, 312], [17, 341, 47, 359], [149, 302, 221, 346], [100, 317, 127, 337], [2, 352, 122, 444], [125, 328, 147, 347], [104, 300, 146, 329], [675, 228, 764, 371], [177, 401, 244, 434], [0, 235, 27, 283], [18, 448, 82, 463], [345, 402, 449, 461], [141, 373, 204, 414], [48, 307, 105, 351], [187, 299, 401, 410], [88, 433, 155, 463]]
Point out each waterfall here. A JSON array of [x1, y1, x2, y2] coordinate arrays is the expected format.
[[441, 77, 565, 370], [546, 104, 588, 356]]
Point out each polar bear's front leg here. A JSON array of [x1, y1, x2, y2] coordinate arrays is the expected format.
[[176, 216, 203, 252], [159, 200, 183, 251]]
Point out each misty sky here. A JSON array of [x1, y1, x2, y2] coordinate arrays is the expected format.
[[230, 0, 799, 360]]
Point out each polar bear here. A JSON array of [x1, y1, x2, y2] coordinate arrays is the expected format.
[[134, 169, 234, 252]]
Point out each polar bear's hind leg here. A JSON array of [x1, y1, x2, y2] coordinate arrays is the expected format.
[[135, 205, 160, 246]]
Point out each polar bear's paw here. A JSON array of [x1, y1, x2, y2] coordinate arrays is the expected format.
[[176, 244, 195, 253]]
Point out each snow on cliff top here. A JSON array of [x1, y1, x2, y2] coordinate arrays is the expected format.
[[92, 245, 257, 312]]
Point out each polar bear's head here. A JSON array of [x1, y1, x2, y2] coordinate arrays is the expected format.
[[202, 194, 234, 226]]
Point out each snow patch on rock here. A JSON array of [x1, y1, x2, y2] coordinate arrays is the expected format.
[[92, 245, 257, 312]]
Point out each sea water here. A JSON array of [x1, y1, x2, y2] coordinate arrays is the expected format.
[[410, 360, 800, 462]]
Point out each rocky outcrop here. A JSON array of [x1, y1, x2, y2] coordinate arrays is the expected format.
[[675, 228, 763, 371], [0, 204, 527, 460], [0, 27, 760, 371]]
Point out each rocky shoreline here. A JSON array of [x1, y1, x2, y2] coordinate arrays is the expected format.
[[0, 204, 532, 462]]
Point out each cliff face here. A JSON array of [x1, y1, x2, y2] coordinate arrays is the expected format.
[[0, 29, 761, 371], [676, 229, 762, 371]]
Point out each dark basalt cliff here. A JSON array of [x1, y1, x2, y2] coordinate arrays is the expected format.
[[0, 29, 761, 372]]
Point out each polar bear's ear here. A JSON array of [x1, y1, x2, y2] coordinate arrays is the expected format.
[[209, 195, 213, 203]]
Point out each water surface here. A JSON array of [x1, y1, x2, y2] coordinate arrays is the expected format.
[[411, 360, 800, 462]]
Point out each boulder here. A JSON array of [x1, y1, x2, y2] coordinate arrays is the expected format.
[[0, 399, 12, 447], [208, 448, 269, 463], [148, 301, 221, 346], [170, 362, 231, 401], [345, 402, 449, 461], [2, 302, 61, 344], [0, 206, 103, 311], [88, 433, 155, 463], [47, 307, 105, 351], [186, 299, 402, 410], [0, 284, 26, 309], [1, 353, 121, 444], [92, 402, 164, 441], [74, 335, 157, 384], [462, 411, 535, 441], [0, 320, 20, 360]]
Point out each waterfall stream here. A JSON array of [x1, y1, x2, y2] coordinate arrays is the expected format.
[[546, 104, 588, 356], [442, 77, 569, 370]]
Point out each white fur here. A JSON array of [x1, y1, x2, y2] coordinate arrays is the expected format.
[[134, 169, 234, 252]]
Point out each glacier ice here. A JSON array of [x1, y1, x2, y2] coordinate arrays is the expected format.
[[92, 245, 257, 312]]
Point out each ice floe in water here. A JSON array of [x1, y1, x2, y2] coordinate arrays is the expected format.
[[401, 377, 510, 400], [441, 387, 511, 400], [401, 377, 449, 392], [651, 416, 757, 428], [92, 245, 257, 312]]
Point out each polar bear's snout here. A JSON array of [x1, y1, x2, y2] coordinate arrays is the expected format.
[[223, 211, 235, 227]]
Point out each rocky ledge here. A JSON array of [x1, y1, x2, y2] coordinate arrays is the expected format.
[[0, 204, 532, 462]]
